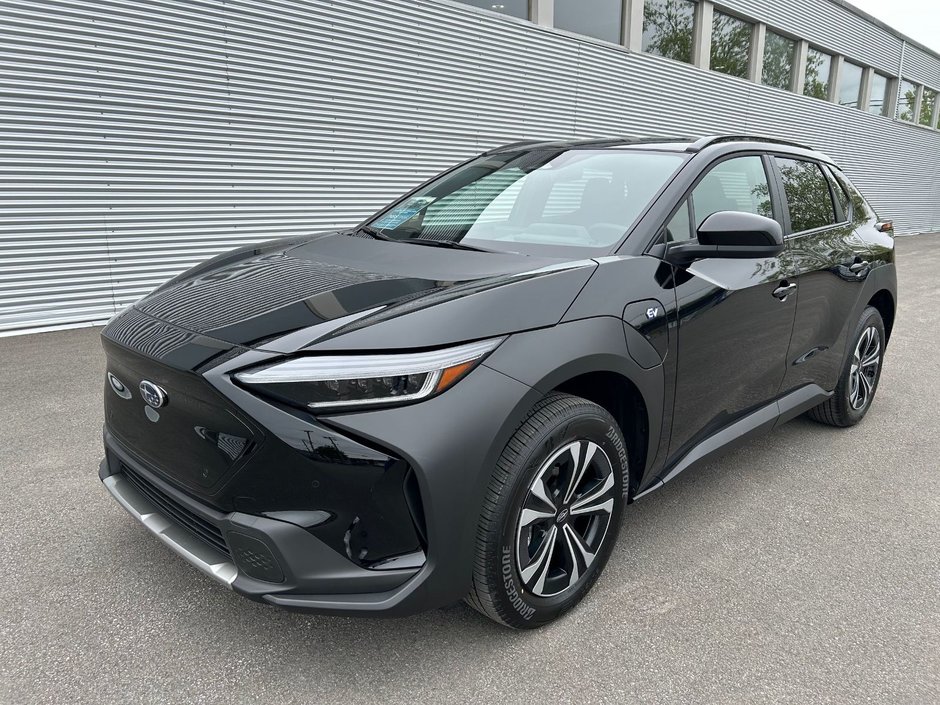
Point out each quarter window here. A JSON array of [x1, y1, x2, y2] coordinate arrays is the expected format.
[[691, 156, 773, 229], [664, 200, 693, 242], [775, 158, 837, 233]]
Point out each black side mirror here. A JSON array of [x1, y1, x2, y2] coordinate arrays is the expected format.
[[665, 211, 784, 267]]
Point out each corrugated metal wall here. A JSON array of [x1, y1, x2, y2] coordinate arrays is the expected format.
[[1, 0, 938, 335]]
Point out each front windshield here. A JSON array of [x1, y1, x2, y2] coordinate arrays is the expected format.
[[366, 149, 687, 255]]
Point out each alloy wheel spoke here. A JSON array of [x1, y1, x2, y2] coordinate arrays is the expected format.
[[563, 441, 597, 504], [562, 523, 596, 571], [519, 506, 555, 529], [859, 369, 874, 400], [559, 523, 582, 588], [520, 525, 558, 593], [529, 476, 557, 514], [861, 342, 880, 368], [570, 473, 616, 516]]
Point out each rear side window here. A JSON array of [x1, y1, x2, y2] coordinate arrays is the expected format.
[[691, 156, 773, 228], [775, 158, 836, 233], [831, 169, 874, 225], [822, 166, 850, 221]]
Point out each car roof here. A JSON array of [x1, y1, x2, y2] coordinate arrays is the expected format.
[[485, 135, 836, 165]]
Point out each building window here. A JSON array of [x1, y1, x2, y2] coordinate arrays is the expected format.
[[458, 0, 529, 18], [642, 0, 695, 64], [898, 80, 917, 121], [919, 88, 937, 128], [869, 73, 889, 115], [838, 62, 863, 108], [710, 11, 752, 79], [554, 0, 622, 43], [775, 158, 837, 233], [761, 30, 795, 90], [803, 49, 832, 100]]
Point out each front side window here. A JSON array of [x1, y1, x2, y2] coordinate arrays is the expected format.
[[691, 156, 773, 228], [369, 150, 687, 255], [710, 11, 752, 79], [804, 49, 832, 100], [775, 158, 837, 233], [761, 31, 795, 90], [838, 62, 864, 108], [898, 80, 917, 121], [869, 73, 889, 115], [554, 0, 622, 43], [920, 89, 937, 128], [642, 0, 695, 64]]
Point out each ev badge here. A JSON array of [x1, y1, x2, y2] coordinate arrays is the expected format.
[[646, 306, 660, 321], [139, 380, 168, 409]]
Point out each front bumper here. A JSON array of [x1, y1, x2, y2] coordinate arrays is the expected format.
[[100, 356, 540, 616], [100, 431, 422, 613]]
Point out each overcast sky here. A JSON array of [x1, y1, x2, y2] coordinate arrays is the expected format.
[[848, 0, 940, 53]]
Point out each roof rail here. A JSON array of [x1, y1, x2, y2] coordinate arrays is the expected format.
[[481, 139, 547, 155], [687, 135, 815, 152]]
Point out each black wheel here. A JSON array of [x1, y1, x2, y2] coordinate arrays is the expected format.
[[808, 306, 886, 427], [465, 393, 629, 629]]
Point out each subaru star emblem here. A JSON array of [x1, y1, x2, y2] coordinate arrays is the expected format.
[[139, 380, 167, 409]]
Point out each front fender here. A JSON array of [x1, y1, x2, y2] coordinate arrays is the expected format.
[[483, 317, 665, 483]]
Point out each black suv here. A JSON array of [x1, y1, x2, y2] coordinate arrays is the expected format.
[[99, 136, 896, 628]]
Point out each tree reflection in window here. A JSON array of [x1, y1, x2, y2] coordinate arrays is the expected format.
[[776, 158, 837, 233], [919, 88, 937, 127], [710, 11, 751, 79], [898, 80, 917, 121], [761, 31, 795, 90], [642, 0, 695, 64], [803, 49, 831, 100]]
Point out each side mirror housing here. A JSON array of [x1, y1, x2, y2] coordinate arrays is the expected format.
[[665, 211, 784, 266]]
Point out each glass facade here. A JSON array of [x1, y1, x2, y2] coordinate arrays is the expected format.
[[838, 62, 863, 108], [554, 0, 622, 43], [642, 0, 695, 64], [898, 80, 917, 121], [761, 31, 795, 90], [458, 0, 528, 19], [710, 11, 752, 79], [868, 73, 889, 115], [804, 49, 832, 100], [919, 89, 937, 127]]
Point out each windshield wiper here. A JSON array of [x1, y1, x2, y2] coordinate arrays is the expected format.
[[358, 225, 393, 241], [399, 238, 493, 253]]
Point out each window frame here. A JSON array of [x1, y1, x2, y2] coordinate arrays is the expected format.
[[767, 155, 842, 238], [645, 151, 784, 252]]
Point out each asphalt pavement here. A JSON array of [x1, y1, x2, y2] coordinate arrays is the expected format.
[[1, 234, 938, 704]]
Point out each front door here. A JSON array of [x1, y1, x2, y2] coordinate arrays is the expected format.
[[663, 154, 798, 459]]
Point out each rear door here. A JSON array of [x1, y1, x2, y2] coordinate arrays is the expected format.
[[771, 157, 874, 395]]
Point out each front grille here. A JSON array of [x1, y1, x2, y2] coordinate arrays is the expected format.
[[121, 463, 230, 557]]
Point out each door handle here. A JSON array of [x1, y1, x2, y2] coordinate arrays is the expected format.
[[772, 282, 797, 300], [849, 260, 870, 273]]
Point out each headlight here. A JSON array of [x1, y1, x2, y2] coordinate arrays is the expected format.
[[234, 338, 503, 411]]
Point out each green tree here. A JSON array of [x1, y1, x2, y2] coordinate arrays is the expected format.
[[761, 32, 794, 90], [919, 89, 936, 126], [803, 51, 830, 100]]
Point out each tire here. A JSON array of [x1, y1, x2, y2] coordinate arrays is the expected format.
[[465, 393, 629, 629], [807, 306, 886, 427]]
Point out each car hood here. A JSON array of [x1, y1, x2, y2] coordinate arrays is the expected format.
[[120, 231, 597, 355]]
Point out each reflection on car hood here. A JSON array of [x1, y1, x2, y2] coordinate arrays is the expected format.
[[118, 231, 597, 352]]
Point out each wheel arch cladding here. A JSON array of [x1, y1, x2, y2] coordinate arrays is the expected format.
[[553, 371, 648, 495], [867, 289, 895, 343]]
